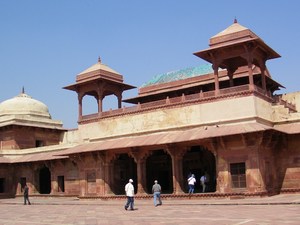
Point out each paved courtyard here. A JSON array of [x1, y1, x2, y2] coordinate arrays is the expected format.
[[0, 194, 299, 225]]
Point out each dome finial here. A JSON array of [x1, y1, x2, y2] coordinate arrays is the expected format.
[[22, 86, 25, 94], [234, 17, 238, 23], [98, 56, 101, 63]]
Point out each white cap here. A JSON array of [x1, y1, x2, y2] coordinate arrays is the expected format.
[[129, 179, 133, 183]]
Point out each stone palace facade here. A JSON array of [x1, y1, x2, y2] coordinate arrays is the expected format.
[[1, 20, 300, 198]]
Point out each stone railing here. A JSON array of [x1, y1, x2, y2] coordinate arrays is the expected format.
[[273, 95, 297, 112], [80, 84, 289, 123]]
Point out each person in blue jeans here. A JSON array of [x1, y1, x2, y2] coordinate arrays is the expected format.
[[124, 179, 135, 210], [188, 174, 196, 194], [152, 180, 162, 207]]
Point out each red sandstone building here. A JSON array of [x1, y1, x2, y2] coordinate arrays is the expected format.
[[0, 20, 299, 198]]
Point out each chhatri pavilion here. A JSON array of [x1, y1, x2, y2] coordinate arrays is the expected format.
[[0, 20, 299, 198]]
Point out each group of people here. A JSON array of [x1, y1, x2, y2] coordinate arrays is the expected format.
[[24, 175, 208, 209], [124, 179, 162, 210], [188, 172, 209, 194]]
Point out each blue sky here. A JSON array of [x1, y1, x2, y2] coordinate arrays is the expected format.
[[1, 0, 300, 129]]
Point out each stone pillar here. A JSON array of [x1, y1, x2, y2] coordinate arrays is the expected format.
[[208, 52, 221, 96], [243, 44, 256, 91], [227, 67, 237, 87], [259, 60, 267, 93], [96, 87, 104, 114], [49, 162, 57, 195], [212, 64, 220, 95], [166, 145, 186, 194], [71, 155, 86, 197], [103, 162, 110, 194], [130, 148, 148, 195], [97, 97, 103, 114], [79, 170, 86, 197], [9, 165, 16, 196], [137, 159, 147, 194], [247, 59, 254, 91], [117, 93, 122, 109], [32, 164, 40, 194], [78, 93, 83, 121], [102, 152, 116, 195], [95, 152, 106, 196]]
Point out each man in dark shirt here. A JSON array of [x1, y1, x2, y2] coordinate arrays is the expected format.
[[152, 180, 162, 207], [24, 184, 31, 205]]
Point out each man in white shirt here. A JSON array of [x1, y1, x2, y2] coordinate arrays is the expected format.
[[188, 174, 196, 194], [124, 179, 135, 210]]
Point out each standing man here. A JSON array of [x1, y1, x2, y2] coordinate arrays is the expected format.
[[187, 174, 196, 195], [152, 180, 162, 207], [24, 184, 31, 205], [200, 174, 206, 193], [124, 179, 134, 210]]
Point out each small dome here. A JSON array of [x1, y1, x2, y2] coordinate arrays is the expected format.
[[0, 92, 51, 118]]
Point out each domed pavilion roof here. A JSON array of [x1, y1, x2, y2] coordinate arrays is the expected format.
[[0, 92, 50, 118], [0, 90, 63, 129]]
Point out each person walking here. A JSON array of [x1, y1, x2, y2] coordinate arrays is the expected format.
[[187, 174, 196, 195], [200, 174, 206, 193], [152, 180, 162, 207], [124, 179, 135, 210], [23, 184, 31, 205]]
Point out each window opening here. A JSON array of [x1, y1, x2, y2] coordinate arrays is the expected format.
[[230, 162, 246, 188]]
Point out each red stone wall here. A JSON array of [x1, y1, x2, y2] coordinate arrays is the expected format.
[[0, 126, 63, 150], [279, 135, 300, 191]]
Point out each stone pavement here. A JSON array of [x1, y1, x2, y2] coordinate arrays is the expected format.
[[0, 194, 299, 225]]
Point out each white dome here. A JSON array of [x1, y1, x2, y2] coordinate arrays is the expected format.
[[0, 93, 51, 118]]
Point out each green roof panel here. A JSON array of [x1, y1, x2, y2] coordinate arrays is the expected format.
[[141, 64, 213, 87]]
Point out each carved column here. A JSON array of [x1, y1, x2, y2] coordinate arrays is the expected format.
[[227, 66, 237, 87], [49, 161, 57, 195], [259, 59, 267, 93], [209, 52, 221, 95], [129, 148, 149, 195], [96, 84, 104, 114], [243, 43, 257, 91], [10, 165, 16, 196], [203, 138, 222, 193], [165, 145, 187, 194], [78, 93, 84, 121], [103, 152, 116, 195], [212, 64, 220, 95], [32, 164, 41, 194], [247, 57, 254, 90], [94, 152, 105, 196], [70, 154, 86, 196], [97, 96, 103, 114], [117, 92, 122, 109]]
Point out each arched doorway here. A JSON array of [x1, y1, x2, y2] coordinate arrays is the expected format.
[[146, 150, 173, 194], [183, 146, 216, 193], [113, 153, 137, 195], [39, 166, 51, 194]]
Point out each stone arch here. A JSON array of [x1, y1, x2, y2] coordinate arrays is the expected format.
[[112, 153, 137, 195], [39, 166, 51, 194], [82, 93, 98, 115], [146, 149, 173, 194], [102, 94, 119, 111], [183, 145, 216, 193]]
